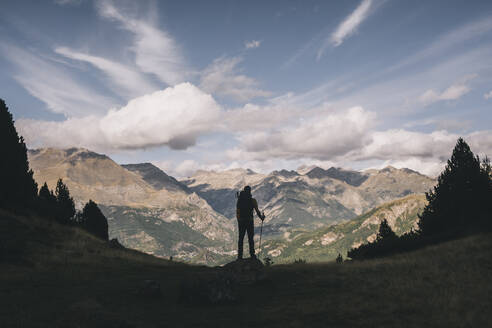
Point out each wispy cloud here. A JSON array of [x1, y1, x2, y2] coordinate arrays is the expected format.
[[418, 75, 476, 106], [385, 16, 492, 74], [200, 56, 271, 102], [55, 46, 158, 99], [317, 0, 374, 59], [484, 90, 492, 100], [96, 0, 188, 86], [53, 0, 83, 6], [245, 40, 261, 49], [1, 44, 114, 117]]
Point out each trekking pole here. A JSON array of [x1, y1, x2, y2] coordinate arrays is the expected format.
[[258, 211, 264, 259]]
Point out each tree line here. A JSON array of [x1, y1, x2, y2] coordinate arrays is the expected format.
[[348, 138, 492, 260], [0, 98, 108, 241]]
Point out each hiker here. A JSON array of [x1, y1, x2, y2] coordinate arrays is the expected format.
[[236, 185, 265, 259]]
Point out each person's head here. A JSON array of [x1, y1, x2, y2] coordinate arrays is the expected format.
[[243, 185, 251, 195]]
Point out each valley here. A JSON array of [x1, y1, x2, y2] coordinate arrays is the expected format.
[[28, 147, 435, 265]]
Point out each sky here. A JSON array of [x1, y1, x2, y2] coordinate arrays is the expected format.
[[1, 0, 492, 178]]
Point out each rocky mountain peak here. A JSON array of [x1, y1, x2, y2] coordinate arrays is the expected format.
[[122, 163, 189, 193], [270, 169, 299, 178], [324, 167, 368, 187], [305, 166, 328, 179]]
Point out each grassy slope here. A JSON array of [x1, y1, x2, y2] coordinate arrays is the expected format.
[[1, 209, 491, 327], [263, 194, 427, 263]]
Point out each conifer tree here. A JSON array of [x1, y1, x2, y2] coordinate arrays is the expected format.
[[418, 138, 492, 237], [376, 219, 397, 242], [38, 182, 57, 218], [55, 179, 75, 224], [0, 99, 38, 209], [81, 200, 108, 240]]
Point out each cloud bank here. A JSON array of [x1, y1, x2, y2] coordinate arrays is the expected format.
[[18, 83, 221, 151]]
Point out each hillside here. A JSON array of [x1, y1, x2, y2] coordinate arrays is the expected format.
[[262, 194, 427, 263], [1, 209, 491, 327], [27, 148, 235, 264]]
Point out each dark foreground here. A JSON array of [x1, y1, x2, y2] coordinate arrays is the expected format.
[[1, 210, 491, 328]]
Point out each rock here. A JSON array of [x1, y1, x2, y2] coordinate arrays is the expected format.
[[179, 273, 237, 305], [222, 257, 267, 284], [108, 238, 124, 249], [137, 280, 161, 298]]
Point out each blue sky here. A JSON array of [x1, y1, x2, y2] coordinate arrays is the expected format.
[[1, 0, 491, 177]]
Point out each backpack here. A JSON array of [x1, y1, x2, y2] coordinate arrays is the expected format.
[[237, 190, 253, 220]]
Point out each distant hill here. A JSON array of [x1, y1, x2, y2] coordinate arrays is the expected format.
[[28, 148, 234, 264], [261, 194, 427, 263]]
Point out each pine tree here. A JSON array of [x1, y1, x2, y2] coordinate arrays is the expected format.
[[0, 99, 38, 209], [81, 200, 108, 240], [376, 219, 397, 242], [418, 138, 492, 237], [38, 182, 57, 218], [55, 179, 75, 224]]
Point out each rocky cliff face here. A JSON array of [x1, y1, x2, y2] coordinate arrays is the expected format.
[[28, 148, 234, 264]]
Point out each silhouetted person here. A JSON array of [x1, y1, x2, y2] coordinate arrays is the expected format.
[[236, 185, 264, 259]]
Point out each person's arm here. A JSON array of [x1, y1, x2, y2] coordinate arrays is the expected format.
[[253, 199, 264, 220], [236, 205, 240, 220]]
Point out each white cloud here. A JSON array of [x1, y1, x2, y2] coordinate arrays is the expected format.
[[96, 0, 187, 86], [54, 0, 82, 5], [419, 84, 470, 104], [55, 47, 158, 99], [200, 56, 271, 102], [1, 44, 114, 117], [227, 106, 375, 161], [484, 90, 492, 99], [222, 101, 492, 175], [419, 81, 471, 105], [357, 130, 457, 162], [317, 0, 374, 59], [17, 83, 221, 151], [245, 40, 261, 49]]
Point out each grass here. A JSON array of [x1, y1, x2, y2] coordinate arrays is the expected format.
[[1, 209, 491, 327]]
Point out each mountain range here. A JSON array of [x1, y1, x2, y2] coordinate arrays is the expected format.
[[27, 147, 436, 265], [182, 164, 434, 239]]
